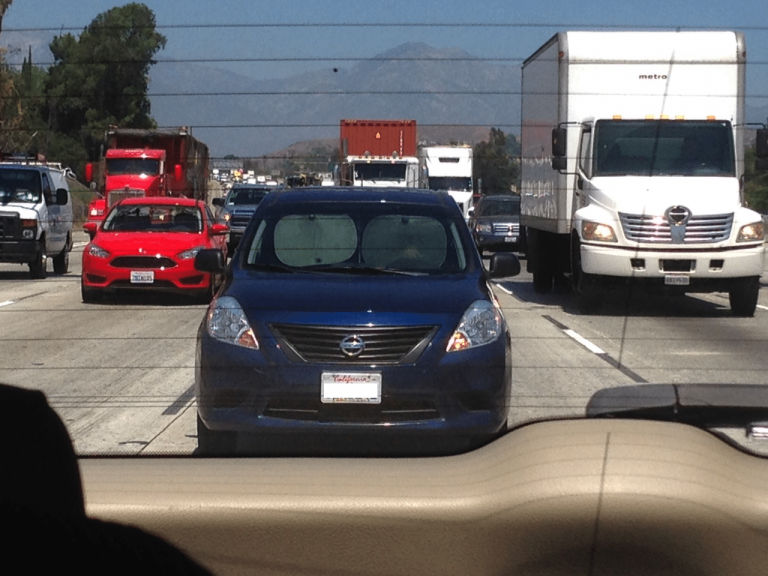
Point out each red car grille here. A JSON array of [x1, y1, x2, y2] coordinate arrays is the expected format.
[[110, 256, 177, 269]]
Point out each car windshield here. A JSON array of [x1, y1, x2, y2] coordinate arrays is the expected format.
[[477, 197, 520, 216], [106, 158, 161, 176], [0, 169, 42, 204], [226, 188, 270, 205], [245, 203, 468, 274], [102, 204, 203, 232]]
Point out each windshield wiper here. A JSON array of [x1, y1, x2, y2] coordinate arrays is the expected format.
[[302, 265, 425, 276], [249, 262, 302, 274], [587, 384, 768, 429]]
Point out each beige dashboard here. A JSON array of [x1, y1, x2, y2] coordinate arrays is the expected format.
[[81, 419, 768, 576]]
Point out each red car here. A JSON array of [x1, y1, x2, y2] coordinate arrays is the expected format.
[[81, 197, 228, 303]]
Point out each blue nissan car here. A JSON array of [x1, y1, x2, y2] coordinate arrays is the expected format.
[[194, 187, 520, 456]]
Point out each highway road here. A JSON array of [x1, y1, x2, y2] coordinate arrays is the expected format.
[[1, 230, 767, 456]]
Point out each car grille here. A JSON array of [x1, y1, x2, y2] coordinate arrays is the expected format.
[[270, 323, 438, 365], [110, 256, 177, 269], [619, 213, 733, 244], [262, 396, 441, 423], [492, 222, 519, 235], [230, 209, 256, 229]]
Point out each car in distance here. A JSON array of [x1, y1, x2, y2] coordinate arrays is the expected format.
[[194, 187, 521, 456], [469, 194, 522, 256], [81, 197, 228, 303], [211, 184, 274, 252]]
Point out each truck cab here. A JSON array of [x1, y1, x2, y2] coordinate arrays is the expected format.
[[0, 163, 74, 278]]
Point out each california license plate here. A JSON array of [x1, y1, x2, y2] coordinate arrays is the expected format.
[[664, 275, 690, 286], [130, 271, 155, 284], [504, 236, 518, 243], [321, 372, 382, 404]]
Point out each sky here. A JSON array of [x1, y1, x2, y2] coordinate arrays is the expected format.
[[2, 0, 768, 91]]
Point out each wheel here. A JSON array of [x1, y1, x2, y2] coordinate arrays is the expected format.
[[571, 237, 602, 314], [729, 277, 759, 317], [532, 270, 553, 294], [53, 241, 70, 275], [197, 414, 237, 455], [81, 277, 102, 303], [28, 245, 47, 279]]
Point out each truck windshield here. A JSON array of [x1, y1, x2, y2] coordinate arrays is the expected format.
[[0, 169, 42, 204], [106, 158, 161, 176], [354, 163, 407, 182], [428, 177, 472, 191], [593, 120, 735, 177], [227, 188, 270, 205]]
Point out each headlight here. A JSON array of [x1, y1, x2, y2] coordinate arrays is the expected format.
[[737, 222, 764, 242], [206, 296, 259, 349], [177, 246, 205, 260], [90, 208, 104, 217], [87, 244, 110, 259], [221, 211, 231, 222], [582, 221, 617, 242], [475, 222, 492, 234], [447, 300, 503, 353]]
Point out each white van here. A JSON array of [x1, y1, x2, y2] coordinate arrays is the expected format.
[[0, 163, 74, 278]]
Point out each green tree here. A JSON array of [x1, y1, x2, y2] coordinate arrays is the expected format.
[[745, 145, 768, 213], [473, 128, 520, 195], [44, 3, 166, 163]]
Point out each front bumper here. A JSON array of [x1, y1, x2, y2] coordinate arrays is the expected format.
[[473, 232, 520, 251], [0, 240, 38, 263], [196, 323, 511, 451], [581, 242, 766, 290], [82, 253, 213, 293]]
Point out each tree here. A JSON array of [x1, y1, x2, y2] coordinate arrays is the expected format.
[[745, 145, 768, 213], [473, 128, 520, 195], [44, 3, 166, 162]]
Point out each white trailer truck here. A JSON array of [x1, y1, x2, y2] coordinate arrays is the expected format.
[[419, 145, 474, 220], [520, 31, 767, 315]]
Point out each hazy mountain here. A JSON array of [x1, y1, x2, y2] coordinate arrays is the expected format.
[[148, 42, 521, 157]]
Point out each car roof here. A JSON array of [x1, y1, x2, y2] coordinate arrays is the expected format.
[[115, 196, 202, 207], [258, 186, 457, 210]]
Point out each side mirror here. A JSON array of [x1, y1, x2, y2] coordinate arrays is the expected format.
[[552, 128, 567, 158], [210, 223, 229, 236], [174, 164, 183, 182], [84, 163, 94, 183], [83, 221, 98, 240], [55, 188, 69, 206], [212, 197, 225, 207], [195, 249, 226, 274], [487, 253, 521, 279]]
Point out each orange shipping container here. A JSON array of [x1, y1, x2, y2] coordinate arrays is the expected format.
[[340, 119, 417, 158]]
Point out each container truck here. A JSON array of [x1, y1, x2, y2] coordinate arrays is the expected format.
[[520, 31, 767, 316], [84, 127, 210, 223], [337, 119, 419, 187], [419, 145, 474, 220]]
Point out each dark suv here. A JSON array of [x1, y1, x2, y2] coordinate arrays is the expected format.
[[469, 195, 521, 256], [212, 184, 274, 251]]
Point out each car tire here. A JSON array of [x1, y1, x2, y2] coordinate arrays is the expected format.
[[197, 414, 237, 455], [729, 277, 759, 317], [29, 244, 47, 279], [81, 277, 102, 304], [53, 237, 71, 274]]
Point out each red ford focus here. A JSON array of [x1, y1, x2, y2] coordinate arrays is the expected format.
[[81, 197, 228, 303]]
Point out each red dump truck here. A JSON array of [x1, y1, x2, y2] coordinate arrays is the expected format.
[[337, 119, 419, 187], [85, 127, 210, 223]]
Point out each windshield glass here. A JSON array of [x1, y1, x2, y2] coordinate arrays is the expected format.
[[428, 176, 472, 191], [106, 158, 161, 176], [0, 169, 42, 204], [226, 188, 270, 205], [477, 197, 520, 216], [593, 120, 736, 177], [102, 204, 203, 232], [246, 204, 467, 274], [353, 162, 407, 182]]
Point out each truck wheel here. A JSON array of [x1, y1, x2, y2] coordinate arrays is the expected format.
[[532, 270, 553, 294], [197, 414, 237, 455], [29, 245, 47, 279], [729, 277, 759, 317], [53, 238, 71, 274], [572, 236, 601, 313], [81, 277, 102, 304]]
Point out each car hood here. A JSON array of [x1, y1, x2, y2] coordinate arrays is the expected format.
[[91, 231, 205, 254], [225, 272, 489, 316]]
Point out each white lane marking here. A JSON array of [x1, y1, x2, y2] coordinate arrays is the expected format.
[[758, 304, 768, 311], [73, 242, 88, 248], [494, 284, 514, 296], [563, 329, 606, 355], [0, 300, 15, 308]]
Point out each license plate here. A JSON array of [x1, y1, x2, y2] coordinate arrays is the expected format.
[[665, 275, 690, 286], [130, 271, 155, 284], [321, 372, 381, 404], [504, 236, 518, 243]]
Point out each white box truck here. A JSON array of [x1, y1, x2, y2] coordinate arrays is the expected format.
[[520, 31, 767, 315], [419, 145, 474, 220]]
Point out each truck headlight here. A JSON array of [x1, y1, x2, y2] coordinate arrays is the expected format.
[[737, 222, 764, 242], [582, 221, 617, 242], [90, 207, 104, 217], [206, 296, 259, 350], [447, 300, 502, 352], [475, 223, 492, 234]]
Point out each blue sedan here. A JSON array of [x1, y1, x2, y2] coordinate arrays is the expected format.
[[194, 187, 520, 456]]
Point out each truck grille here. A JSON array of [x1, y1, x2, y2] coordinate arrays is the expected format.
[[230, 209, 256, 229], [270, 323, 437, 365], [492, 222, 519, 235], [111, 256, 177, 269], [619, 213, 733, 244], [0, 215, 19, 239], [108, 189, 145, 207]]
